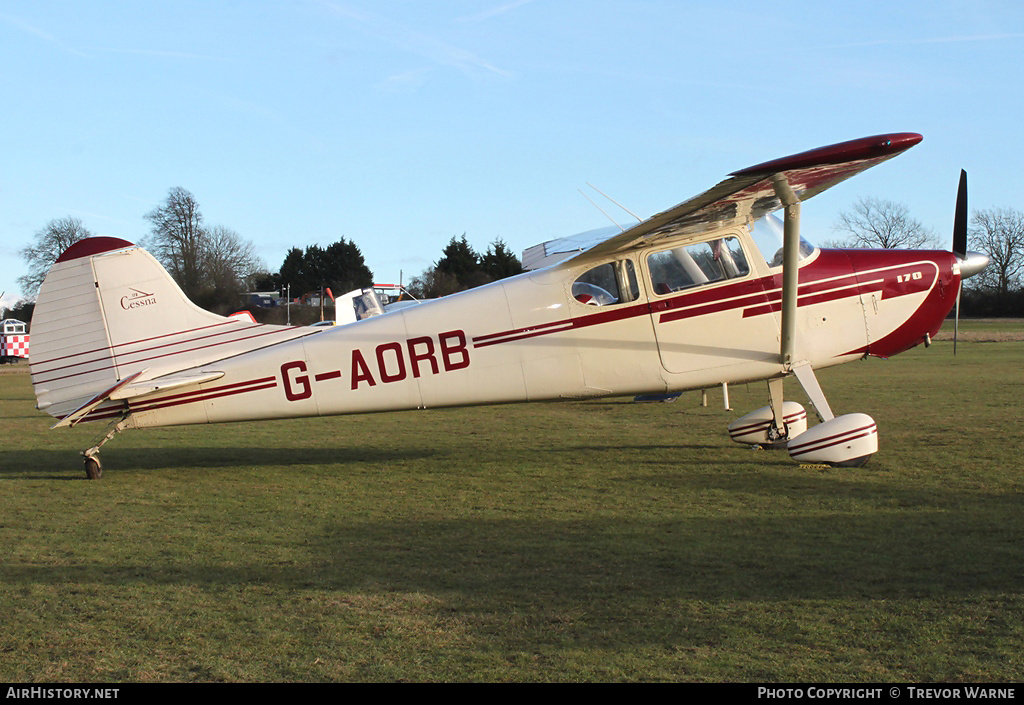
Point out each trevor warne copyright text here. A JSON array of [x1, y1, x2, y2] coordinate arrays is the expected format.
[[758, 687, 1016, 700]]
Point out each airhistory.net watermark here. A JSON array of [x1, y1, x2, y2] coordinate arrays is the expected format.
[[6, 689, 119, 700]]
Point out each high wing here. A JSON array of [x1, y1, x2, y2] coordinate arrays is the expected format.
[[521, 224, 623, 270], [526, 133, 923, 270]]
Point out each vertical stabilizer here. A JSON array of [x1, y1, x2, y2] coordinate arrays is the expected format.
[[30, 239, 132, 420], [30, 238, 313, 424]]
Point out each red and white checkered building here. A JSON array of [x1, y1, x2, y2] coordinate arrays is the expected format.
[[1, 319, 29, 360]]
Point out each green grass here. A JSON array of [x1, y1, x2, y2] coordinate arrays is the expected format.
[[1, 335, 1022, 682], [940, 318, 1024, 332]]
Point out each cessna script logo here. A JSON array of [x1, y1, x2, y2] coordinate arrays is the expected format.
[[121, 288, 157, 310]]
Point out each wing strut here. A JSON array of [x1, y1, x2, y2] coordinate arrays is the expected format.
[[773, 174, 801, 369], [767, 177, 835, 428], [762, 174, 805, 438]]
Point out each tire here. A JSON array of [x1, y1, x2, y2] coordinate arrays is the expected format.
[[84, 456, 103, 480]]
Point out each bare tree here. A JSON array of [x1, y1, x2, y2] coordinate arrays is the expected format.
[[18, 216, 94, 296], [968, 207, 1024, 297], [144, 187, 206, 299], [832, 197, 938, 249], [406, 266, 460, 299], [144, 187, 265, 312], [202, 225, 265, 307]]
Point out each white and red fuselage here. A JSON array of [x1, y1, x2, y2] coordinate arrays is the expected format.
[[30, 232, 959, 432]]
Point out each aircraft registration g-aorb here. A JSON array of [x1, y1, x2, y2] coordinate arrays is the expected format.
[[30, 132, 989, 478]]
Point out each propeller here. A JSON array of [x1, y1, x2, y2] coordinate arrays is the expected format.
[[953, 170, 968, 259], [950, 169, 990, 355], [952, 170, 967, 356]]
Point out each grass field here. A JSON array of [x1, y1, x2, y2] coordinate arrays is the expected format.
[[1, 329, 1022, 682]]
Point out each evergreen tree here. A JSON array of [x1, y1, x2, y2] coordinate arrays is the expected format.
[[409, 234, 524, 298], [322, 238, 373, 294], [302, 244, 328, 295], [436, 234, 481, 288], [406, 266, 460, 300], [481, 239, 524, 279], [275, 238, 373, 299], [252, 271, 282, 292], [278, 247, 307, 296]]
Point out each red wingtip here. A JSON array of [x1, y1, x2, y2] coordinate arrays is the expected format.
[[731, 133, 924, 177], [55, 237, 136, 263]]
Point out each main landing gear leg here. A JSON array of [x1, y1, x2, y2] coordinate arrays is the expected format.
[[766, 377, 789, 444], [728, 377, 808, 448], [81, 418, 130, 480]]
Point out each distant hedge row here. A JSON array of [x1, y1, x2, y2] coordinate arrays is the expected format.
[[959, 288, 1024, 318]]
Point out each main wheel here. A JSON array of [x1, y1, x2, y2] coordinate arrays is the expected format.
[[84, 456, 103, 480]]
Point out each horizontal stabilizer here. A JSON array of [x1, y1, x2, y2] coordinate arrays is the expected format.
[[51, 369, 148, 429], [108, 370, 225, 401]]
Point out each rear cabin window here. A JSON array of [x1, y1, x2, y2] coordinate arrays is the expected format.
[[647, 236, 749, 295], [572, 260, 640, 306]]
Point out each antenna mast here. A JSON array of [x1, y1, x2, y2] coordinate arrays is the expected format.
[[578, 189, 625, 232], [586, 182, 643, 223]]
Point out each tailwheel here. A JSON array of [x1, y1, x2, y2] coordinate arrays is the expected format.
[[79, 417, 130, 479], [84, 454, 103, 480]]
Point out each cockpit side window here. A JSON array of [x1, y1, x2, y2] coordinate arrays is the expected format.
[[572, 260, 640, 306], [647, 236, 749, 295]]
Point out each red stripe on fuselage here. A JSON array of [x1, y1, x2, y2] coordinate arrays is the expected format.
[[128, 376, 278, 414], [476, 253, 944, 348], [79, 375, 281, 423], [30, 321, 238, 369], [32, 326, 307, 386], [472, 301, 650, 348]]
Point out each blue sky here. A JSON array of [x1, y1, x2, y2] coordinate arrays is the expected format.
[[2, 0, 1023, 311]]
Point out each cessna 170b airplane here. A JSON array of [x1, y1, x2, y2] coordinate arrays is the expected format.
[[29, 132, 989, 479]]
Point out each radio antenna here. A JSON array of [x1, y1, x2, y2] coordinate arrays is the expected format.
[[587, 182, 642, 223], [578, 189, 626, 232]]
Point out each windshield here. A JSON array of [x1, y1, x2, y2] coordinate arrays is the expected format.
[[352, 288, 385, 320], [748, 213, 816, 268]]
